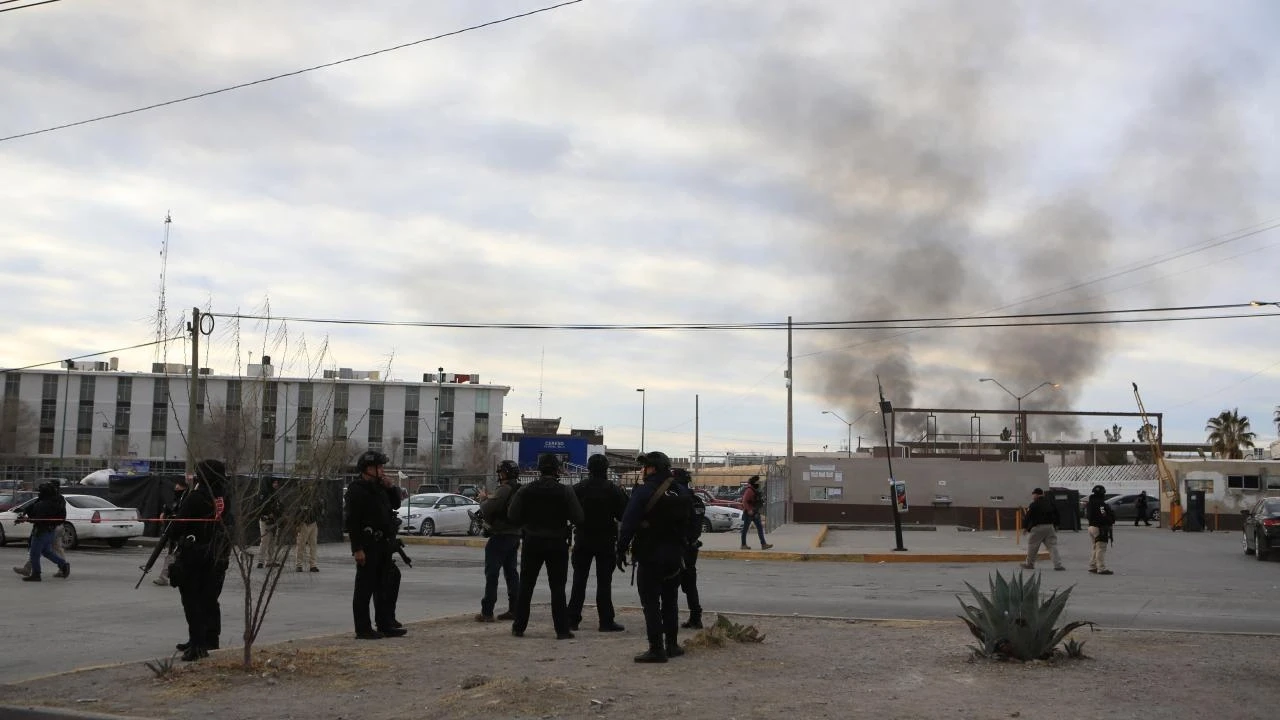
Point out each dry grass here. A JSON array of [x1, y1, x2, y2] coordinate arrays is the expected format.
[[683, 613, 766, 649], [151, 645, 390, 699], [433, 676, 589, 716]]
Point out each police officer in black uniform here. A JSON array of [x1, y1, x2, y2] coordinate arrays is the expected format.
[[171, 459, 231, 661], [507, 453, 583, 639], [672, 467, 705, 629], [567, 454, 628, 633], [343, 450, 406, 639], [617, 451, 693, 663], [382, 474, 406, 630], [476, 459, 522, 622]]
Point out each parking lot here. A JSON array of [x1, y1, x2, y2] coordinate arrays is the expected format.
[[1, 522, 1276, 684]]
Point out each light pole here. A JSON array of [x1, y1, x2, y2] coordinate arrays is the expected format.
[[978, 378, 1060, 460], [432, 367, 443, 485], [58, 359, 72, 470], [636, 388, 646, 453], [822, 409, 878, 457]]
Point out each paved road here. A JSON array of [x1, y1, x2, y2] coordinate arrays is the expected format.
[[0, 523, 1273, 684]]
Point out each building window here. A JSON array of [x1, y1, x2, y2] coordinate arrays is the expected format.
[[38, 432, 53, 454], [474, 413, 489, 448], [403, 443, 417, 466], [810, 486, 843, 501], [368, 385, 384, 448], [78, 376, 95, 403], [439, 412, 454, 448], [405, 386, 419, 414], [40, 374, 58, 434], [439, 387, 455, 413], [76, 434, 91, 455], [298, 383, 313, 410], [3, 373, 19, 399], [116, 377, 132, 404], [475, 391, 489, 414], [1227, 475, 1261, 490], [152, 379, 168, 439], [261, 381, 278, 441], [334, 383, 349, 441], [226, 380, 241, 411]]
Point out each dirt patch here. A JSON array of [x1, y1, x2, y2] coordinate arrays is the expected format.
[[1, 611, 1277, 720]]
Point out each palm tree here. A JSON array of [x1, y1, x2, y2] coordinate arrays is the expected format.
[[1205, 408, 1257, 459]]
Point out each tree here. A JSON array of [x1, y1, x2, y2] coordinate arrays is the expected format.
[[1132, 423, 1155, 464], [999, 427, 1012, 442], [1100, 424, 1128, 465], [1205, 408, 1256, 459], [458, 439, 504, 478]]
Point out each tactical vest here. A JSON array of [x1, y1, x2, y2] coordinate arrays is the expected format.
[[519, 480, 571, 535]]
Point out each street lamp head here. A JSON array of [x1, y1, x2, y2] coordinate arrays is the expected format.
[[636, 388, 645, 393], [1250, 300, 1280, 308], [978, 378, 994, 383]]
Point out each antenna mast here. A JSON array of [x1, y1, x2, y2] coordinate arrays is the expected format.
[[155, 212, 171, 363], [537, 347, 545, 417]]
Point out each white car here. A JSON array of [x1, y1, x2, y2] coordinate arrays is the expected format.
[[397, 493, 481, 537], [0, 494, 144, 549], [703, 505, 743, 533]]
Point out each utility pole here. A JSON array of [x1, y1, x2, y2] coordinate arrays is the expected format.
[[432, 367, 443, 485], [877, 375, 906, 551], [785, 316, 794, 524], [186, 307, 200, 474], [694, 394, 700, 475], [58, 359, 72, 471]]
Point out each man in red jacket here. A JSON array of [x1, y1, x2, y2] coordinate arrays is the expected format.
[[738, 476, 773, 550]]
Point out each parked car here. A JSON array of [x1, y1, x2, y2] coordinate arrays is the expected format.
[[693, 488, 744, 511], [457, 484, 481, 499], [416, 484, 443, 494], [1106, 493, 1159, 522], [0, 494, 143, 549], [1242, 497, 1280, 561], [703, 504, 743, 533], [397, 493, 481, 536], [0, 490, 36, 512]]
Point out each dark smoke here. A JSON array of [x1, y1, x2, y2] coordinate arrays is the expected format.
[[729, 2, 1257, 442]]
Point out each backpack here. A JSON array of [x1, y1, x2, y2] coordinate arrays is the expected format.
[[687, 490, 706, 544], [517, 480, 571, 533], [645, 482, 693, 542]]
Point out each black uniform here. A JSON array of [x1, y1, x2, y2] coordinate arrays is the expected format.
[[170, 462, 230, 661], [567, 472, 628, 631], [383, 484, 404, 628], [507, 474, 584, 637], [618, 468, 693, 660], [675, 473, 705, 628], [344, 475, 397, 635]]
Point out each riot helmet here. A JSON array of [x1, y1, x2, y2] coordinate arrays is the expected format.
[[587, 454, 609, 476], [641, 451, 671, 472], [672, 467, 691, 485], [1091, 484, 1106, 496], [497, 460, 520, 481], [537, 453, 561, 476], [356, 449, 390, 474]]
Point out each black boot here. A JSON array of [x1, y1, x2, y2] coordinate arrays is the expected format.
[[666, 638, 685, 658], [180, 646, 208, 662], [634, 646, 667, 663], [681, 612, 703, 630], [21, 574, 41, 582], [176, 641, 192, 651]]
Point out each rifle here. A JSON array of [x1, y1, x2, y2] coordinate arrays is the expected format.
[[363, 526, 413, 567], [392, 537, 413, 567], [136, 516, 177, 589]]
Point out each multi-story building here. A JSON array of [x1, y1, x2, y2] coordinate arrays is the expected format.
[[0, 359, 508, 480]]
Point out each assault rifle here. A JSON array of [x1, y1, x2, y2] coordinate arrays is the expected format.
[[136, 516, 177, 589]]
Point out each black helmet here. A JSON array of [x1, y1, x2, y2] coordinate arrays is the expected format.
[[672, 468, 691, 484], [1091, 484, 1106, 496], [497, 460, 520, 480], [537, 453, 561, 475], [641, 451, 671, 472], [356, 450, 390, 473], [587, 454, 609, 475]]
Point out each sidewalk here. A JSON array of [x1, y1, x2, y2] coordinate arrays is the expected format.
[[404, 523, 1051, 563]]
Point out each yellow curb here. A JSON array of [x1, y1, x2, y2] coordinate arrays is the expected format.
[[401, 536, 487, 548], [810, 524, 830, 550]]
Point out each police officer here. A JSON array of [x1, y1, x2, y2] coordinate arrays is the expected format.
[[617, 451, 693, 663], [507, 453, 583, 639], [567, 454, 628, 633], [1085, 484, 1115, 575], [476, 460, 522, 623], [382, 474, 406, 630], [344, 450, 406, 639], [672, 467, 705, 629], [171, 459, 231, 661]]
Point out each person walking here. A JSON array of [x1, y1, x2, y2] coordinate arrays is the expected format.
[[170, 459, 232, 661], [475, 460, 522, 623], [13, 486, 69, 580], [295, 487, 324, 572], [1134, 490, 1152, 527], [567, 454, 628, 633], [1086, 485, 1116, 575], [739, 476, 773, 550], [16, 481, 70, 582], [256, 478, 282, 569], [1020, 488, 1065, 571], [617, 451, 693, 663], [507, 453, 583, 639], [344, 450, 405, 639], [672, 468, 706, 629]]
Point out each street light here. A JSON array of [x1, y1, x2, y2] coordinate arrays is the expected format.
[[1250, 300, 1280, 308], [635, 388, 646, 453], [978, 378, 1060, 459], [821, 409, 877, 458]]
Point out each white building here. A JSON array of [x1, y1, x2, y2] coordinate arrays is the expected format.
[[0, 361, 508, 479]]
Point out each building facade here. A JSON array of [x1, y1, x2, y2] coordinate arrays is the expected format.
[[0, 363, 508, 480]]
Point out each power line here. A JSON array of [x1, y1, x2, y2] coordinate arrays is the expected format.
[[0, 0, 61, 12], [0, 336, 186, 372], [0, 0, 584, 143], [212, 302, 1276, 331]]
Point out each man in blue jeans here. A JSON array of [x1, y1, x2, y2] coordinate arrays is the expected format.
[[739, 476, 773, 550], [476, 460, 521, 622], [19, 482, 71, 582]]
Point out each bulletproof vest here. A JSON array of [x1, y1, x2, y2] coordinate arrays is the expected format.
[[687, 488, 706, 541], [519, 479, 571, 534], [641, 483, 692, 545], [576, 479, 620, 537]]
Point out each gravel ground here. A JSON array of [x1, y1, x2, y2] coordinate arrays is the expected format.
[[1, 610, 1277, 720]]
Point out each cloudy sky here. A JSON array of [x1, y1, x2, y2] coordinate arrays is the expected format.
[[3, 0, 1278, 458]]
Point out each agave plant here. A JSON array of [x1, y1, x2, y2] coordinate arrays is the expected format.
[[957, 570, 1092, 661]]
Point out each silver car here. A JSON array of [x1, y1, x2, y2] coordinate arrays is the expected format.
[[703, 504, 743, 533]]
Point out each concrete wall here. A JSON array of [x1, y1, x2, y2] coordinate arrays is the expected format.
[[790, 456, 1049, 526]]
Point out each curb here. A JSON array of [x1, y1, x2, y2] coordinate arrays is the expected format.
[[401, 536, 487, 549], [0, 706, 157, 720], [810, 524, 829, 550]]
